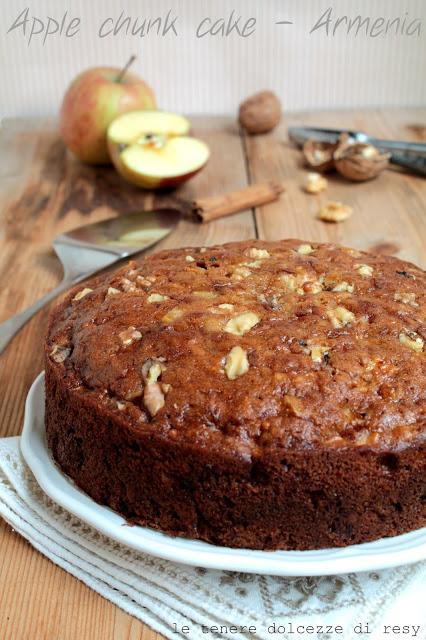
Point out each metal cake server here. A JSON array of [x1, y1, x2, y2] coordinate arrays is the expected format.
[[0, 209, 180, 354], [288, 126, 426, 176]]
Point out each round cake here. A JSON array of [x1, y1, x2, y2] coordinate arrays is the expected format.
[[45, 239, 426, 550]]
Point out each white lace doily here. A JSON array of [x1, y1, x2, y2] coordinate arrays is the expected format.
[[0, 437, 424, 639]]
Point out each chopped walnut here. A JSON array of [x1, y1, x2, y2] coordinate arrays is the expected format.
[[119, 326, 142, 346], [284, 395, 304, 417], [297, 244, 314, 255], [246, 248, 270, 259], [141, 358, 167, 383], [225, 346, 249, 380], [50, 344, 71, 363], [185, 255, 195, 262], [121, 278, 137, 293], [399, 330, 424, 353], [302, 280, 323, 294], [280, 273, 298, 292], [124, 386, 143, 401], [73, 287, 93, 301], [244, 260, 264, 269], [394, 292, 418, 307], [318, 201, 353, 223], [259, 293, 281, 310], [193, 290, 217, 299], [231, 266, 252, 281], [141, 360, 166, 416], [309, 345, 329, 363], [354, 430, 376, 446], [136, 275, 153, 288], [162, 307, 184, 324], [143, 382, 165, 416], [280, 272, 317, 295], [146, 362, 163, 382], [147, 293, 169, 303], [332, 281, 354, 293], [327, 306, 355, 328], [224, 311, 260, 336], [147, 363, 162, 383], [107, 287, 120, 296], [355, 263, 373, 277], [304, 172, 328, 194]]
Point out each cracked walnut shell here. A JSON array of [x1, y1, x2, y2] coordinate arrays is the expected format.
[[303, 139, 338, 172], [334, 139, 390, 181]]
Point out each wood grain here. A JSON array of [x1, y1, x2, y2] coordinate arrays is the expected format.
[[0, 115, 253, 640], [1, 109, 425, 639], [244, 108, 426, 269]]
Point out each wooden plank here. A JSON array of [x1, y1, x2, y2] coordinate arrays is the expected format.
[[1, 108, 425, 639], [0, 115, 253, 640], [244, 107, 426, 269]]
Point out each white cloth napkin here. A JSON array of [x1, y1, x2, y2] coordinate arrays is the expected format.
[[0, 436, 424, 640]]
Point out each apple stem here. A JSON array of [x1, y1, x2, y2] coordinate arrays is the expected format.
[[116, 55, 136, 83]]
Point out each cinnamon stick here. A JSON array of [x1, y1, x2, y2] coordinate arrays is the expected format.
[[192, 182, 284, 223]]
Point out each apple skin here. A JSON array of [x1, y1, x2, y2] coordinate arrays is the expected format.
[[60, 67, 156, 165], [108, 137, 208, 190]]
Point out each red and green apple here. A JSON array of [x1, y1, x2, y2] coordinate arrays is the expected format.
[[60, 58, 156, 165]]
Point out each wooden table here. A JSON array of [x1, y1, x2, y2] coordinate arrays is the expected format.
[[0, 109, 425, 639]]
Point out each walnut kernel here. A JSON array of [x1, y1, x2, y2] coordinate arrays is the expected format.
[[332, 281, 354, 293], [399, 330, 424, 353], [225, 346, 249, 380], [224, 311, 260, 336], [246, 248, 270, 259], [355, 263, 373, 277], [309, 345, 329, 363], [303, 140, 337, 172], [327, 306, 355, 328], [50, 344, 71, 363], [297, 244, 314, 255], [147, 293, 169, 303], [119, 326, 142, 346], [318, 201, 353, 223], [73, 287, 93, 301], [162, 307, 184, 324], [394, 292, 418, 307], [304, 172, 328, 194], [143, 382, 165, 416]]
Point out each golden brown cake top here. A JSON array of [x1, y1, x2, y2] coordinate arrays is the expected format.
[[46, 239, 426, 456]]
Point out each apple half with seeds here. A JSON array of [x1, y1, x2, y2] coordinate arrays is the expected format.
[[107, 111, 210, 189]]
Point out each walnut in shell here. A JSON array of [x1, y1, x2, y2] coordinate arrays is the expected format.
[[238, 91, 281, 134], [334, 139, 390, 181], [303, 139, 338, 172]]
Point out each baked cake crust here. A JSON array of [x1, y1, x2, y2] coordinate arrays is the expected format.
[[45, 239, 426, 550]]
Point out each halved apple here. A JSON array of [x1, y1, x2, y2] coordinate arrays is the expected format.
[[107, 110, 210, 189]]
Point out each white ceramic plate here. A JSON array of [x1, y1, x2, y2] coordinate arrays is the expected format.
[[21, 372, 426, 576]]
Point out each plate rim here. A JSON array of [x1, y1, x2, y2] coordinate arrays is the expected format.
[[20, 372, 426, 576]]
